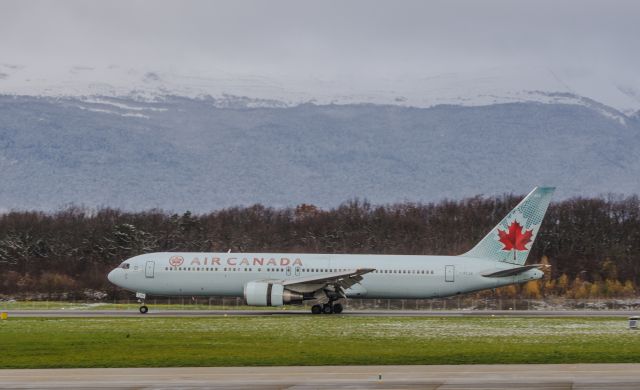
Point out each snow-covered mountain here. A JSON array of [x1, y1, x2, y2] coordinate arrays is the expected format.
[[2, 63, 639, 117], [1, 94, 640, 212], [1, 64, 640, 212]]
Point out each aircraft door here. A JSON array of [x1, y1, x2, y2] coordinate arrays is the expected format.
[[145, 261, 155, 278], [286, 266, 291, 277], [295, 266, 300, 276], [445, 265, 455, 282]]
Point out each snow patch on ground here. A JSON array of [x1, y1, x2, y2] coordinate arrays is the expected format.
[[76, 105, 150, 119], [81, 98, 168, 112]]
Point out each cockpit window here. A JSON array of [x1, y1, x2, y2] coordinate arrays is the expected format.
[[118, 262, 130, 269]]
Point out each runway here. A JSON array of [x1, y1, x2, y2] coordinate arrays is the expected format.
[[1, 364, 640, 389], [4, 309, 639, 317]]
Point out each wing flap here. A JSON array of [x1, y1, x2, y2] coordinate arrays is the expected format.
[[282, 268, 375, 293]]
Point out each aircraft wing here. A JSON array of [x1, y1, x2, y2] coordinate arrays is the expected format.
[[280, 268, 375, 301]]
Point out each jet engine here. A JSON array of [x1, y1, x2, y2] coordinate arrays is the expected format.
[[243, 281, 303, 306]]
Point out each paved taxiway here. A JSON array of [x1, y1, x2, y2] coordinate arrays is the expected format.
[[5, 309, 639, 317], [1, 364, 640, 389]]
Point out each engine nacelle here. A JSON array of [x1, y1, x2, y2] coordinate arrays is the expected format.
[[244, 281, 304, 306]]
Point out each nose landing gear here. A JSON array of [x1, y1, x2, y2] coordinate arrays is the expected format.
[[136, 292, 148, 314]]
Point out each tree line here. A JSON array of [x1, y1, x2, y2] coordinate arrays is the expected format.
[[0, 193, 638, 299]]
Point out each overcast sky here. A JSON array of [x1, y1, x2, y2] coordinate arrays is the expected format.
[[2, 0, 639, 79]]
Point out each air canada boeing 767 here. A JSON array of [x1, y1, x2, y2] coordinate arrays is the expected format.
[[108, 187, 555, 314]]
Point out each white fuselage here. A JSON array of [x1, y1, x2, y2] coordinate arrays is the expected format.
[[107, 252, 543, 300]]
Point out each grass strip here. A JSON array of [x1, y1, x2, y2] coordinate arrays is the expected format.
[[1, 316, 638, 368]]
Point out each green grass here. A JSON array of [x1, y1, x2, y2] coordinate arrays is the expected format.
[[1, 316, 639, 368]]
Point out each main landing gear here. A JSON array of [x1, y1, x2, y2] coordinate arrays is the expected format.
[[139, 305, 149, 314], [311, 302, 343, 315]]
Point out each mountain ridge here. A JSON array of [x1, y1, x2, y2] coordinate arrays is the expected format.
[[1, 94, 639, 212], [2, 64, 640, 115]]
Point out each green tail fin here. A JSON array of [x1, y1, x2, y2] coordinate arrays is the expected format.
[[460, 187, 555, 265]]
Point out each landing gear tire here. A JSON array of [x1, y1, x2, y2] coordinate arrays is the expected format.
[[139, 305, 148, 314], [311, 305, 322, 314], [332, 303, 343, 314], [322, 304, 333, 314]]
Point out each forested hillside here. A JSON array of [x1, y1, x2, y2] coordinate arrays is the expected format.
[[2, 95, 640, 211], [0, 193, 638, 299]]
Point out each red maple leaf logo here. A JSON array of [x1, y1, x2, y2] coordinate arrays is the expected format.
[[498, 221, 533, 251], [169, 256, 184, 267]]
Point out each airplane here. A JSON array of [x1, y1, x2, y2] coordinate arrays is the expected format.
[[108, 187, 554, 314]]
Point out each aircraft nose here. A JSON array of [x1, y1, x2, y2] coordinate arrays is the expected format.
[[107, 269, 118, 285]]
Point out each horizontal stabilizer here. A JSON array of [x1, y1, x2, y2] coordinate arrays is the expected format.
[[481, 264, 545, 277]]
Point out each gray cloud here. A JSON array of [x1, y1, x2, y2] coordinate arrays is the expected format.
[[1, 0, 638, 78]]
